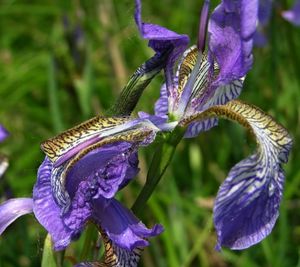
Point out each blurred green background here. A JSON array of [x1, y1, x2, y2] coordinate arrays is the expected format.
[[0, 0, 300, 266]]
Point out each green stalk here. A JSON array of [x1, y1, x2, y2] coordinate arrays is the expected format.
[[107, 50, 170, 116], [41, 234, 57, 267], [132, 127, 185, 215], [79, 224, 98, 261]]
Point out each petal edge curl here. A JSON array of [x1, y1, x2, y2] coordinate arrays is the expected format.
[[180, 99, 292, 249]]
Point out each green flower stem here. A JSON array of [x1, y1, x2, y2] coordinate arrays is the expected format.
[[42, 234, 57, 267], [79, 223, 98, 261], [132, 126, 186, 215]]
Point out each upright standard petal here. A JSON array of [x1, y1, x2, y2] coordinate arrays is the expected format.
[[174, 46, 244, 114], [208, 0, 258, 86], [282, 0, 300, 26], [134, 0, 189, 99], [0, 198, 33, 235], [0, 125, 9, 142], [253, 0, 272, 46], [180, 100, 292, 249]]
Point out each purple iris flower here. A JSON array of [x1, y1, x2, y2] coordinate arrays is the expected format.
[[282, 0, 300, 26], [33, 143, 162, 251], [0, 2, 293, 266], [135, 0, 292, 251], [0, 117, 163, 264]]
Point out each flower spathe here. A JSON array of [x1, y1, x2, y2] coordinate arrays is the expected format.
[[135, 0, 292, 250]]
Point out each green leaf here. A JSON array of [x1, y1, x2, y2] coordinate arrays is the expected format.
[[41, 234, 57, 267]]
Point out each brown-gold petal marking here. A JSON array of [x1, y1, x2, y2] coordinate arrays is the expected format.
[[180, 99, 292, 156], [51, 128, 154, 210], [63, 128, 154, 176], [41, 116, 130, 164], [175, 46, 219, 107], [100, 229, 142, 267], [75, 229, 142, 267], [176, 46, 198, 96]]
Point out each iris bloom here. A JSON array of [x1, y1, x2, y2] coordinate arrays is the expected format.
[[0, 10, 170, 267], [0, 117, 164, 265], [135, 0, 292, 250]]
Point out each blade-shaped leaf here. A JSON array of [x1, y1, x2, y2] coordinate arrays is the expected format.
[[42, 234, 57, 267]]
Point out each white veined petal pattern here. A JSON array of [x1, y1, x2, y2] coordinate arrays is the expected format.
[[180, 99, 292, 249], [46, 118, 159, 212]]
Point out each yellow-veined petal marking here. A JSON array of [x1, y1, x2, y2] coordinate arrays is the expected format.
[[41, 116, 130, 165], [76, 229, 142, 267], [49, 119, 157, 210], [180, 99, 292, 158]]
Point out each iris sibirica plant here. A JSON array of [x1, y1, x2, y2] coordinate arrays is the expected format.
[[0, 0, 293, 266]]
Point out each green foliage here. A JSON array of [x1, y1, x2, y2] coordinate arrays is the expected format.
[[0, 0, 300, 266]]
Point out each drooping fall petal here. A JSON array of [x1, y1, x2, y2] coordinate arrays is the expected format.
[[180, 100, 292, 249], [0, 198, 33, 235], [93, 197, 163, 250]]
